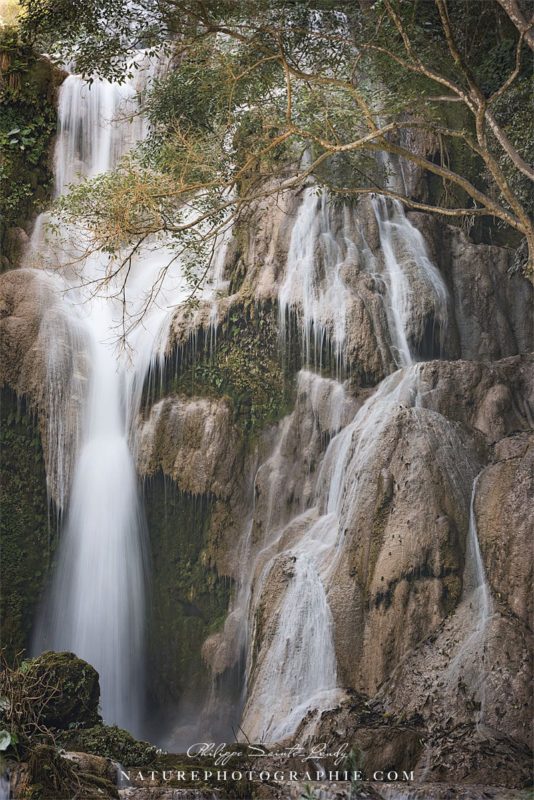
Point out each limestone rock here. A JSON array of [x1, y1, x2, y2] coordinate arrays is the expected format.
[[136, 396, 242, 499], [415, 356, 534, 445], [441, 226, 533, 360], [63, 750, 117, 783], [0, 267, 88, 507], [477, 433, 534, 627]]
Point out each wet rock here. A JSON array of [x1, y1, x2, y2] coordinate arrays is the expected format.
[[23, 650, 101, 729], [119, 791, 221, 799], [0, 267, 88, 507], [25, 743, 118, 798], [293, 689, 424, 777], [415, 356, 534, 445], [380, 601, 533, 748], [441, 227, 533, 360], [344, 284, 394, 385], [477, 433, 534, 627], [415, 723, 532, 789], [334, 405, 479, 694], [136, 396, 242, 499], [379, 784, 527, 800], [63, 750, 117, 783]]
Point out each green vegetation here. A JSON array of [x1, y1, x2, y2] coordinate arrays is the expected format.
[[143, 477, 231, 716], [58, 724, 158, 767], [164, 303, 294, 433], [14, 0, 533, 301], [0, 387, 54, 661], [0, 28, 58, 245], [26, 743, 118, 800], [0, 653, 119, 799]]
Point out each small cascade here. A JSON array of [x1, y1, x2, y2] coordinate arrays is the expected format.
[[371, 196, 449, 366], [31, 54, 189, 735], [179, 371, 354, 747], [446, 471, 494, 725], [53, 49, 160, 194], [238, 192, 451, 742], [464, 474, 494, 634], [278, 187, 357, 372], [240, 367, 421, 742], [31, 272, 90, 512]]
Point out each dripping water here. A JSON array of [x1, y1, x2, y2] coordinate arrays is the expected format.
[[278, 187, 356, 374], [446, 470, 494, 726], [371, 196, 449, 367], [0, 773, 10, 800], [30, 54, 190, 735], [237, 190, 451, 742]]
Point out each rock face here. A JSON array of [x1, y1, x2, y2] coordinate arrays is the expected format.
[[0, 386, 51, 660], [477, 432, 533, 627], [1, 183, 533, 793], [0, 267, 88, 509], [136, 396, 242, 499]]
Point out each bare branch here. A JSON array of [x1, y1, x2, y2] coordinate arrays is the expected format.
[[495, 0, 534, 51]]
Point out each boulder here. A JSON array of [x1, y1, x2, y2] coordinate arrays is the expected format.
[[23, 651, 101, 729]]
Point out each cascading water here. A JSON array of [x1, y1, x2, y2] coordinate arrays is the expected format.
[[371, 195, 449, 366], [31, 54, 189, 734], [241, 367, 422, 742], [463, 474, 494, 640], [445, 470, 494, 726], [278, 187, 357, 372], [237, 190, 454, 742], [0, 773, 10, 800]]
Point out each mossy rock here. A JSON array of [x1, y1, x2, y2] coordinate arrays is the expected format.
[[150, 302, 296, 435], [144, 481, 233, 722], [57, 724, 158, 768], [22, 651, 101, 729]]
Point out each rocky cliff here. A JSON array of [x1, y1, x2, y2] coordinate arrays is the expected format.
[[0, 182, 532, 794]]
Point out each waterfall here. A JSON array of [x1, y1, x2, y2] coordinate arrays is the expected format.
[[238, 192, 451, 743], [31, 54, 188, 735], [278, 188, 448, 374], [241, 367, 421, 742], [372, 196, 449, 366], [446, 471, 494, 725], [0, 773, 10, 800], [278, 187, 357, 371]]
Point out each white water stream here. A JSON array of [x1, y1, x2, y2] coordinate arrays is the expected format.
[[0, 773, 10, 800], [278, 187, 357, 371], [25, 52, 492, 744], [237, 190, 459, 742], [30, 55, 190, 734], [445, 470, 494, 725]]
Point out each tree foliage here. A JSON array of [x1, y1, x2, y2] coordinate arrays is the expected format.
[[0, 27, 57, 231], [18, 0, 534, 285]]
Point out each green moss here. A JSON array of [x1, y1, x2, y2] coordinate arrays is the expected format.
[[143, 477, 232, 716], [0, 387, 54, 661], [57, 724, 157, 767], [23, 651, 101, 728], [157, 303, 295, 436]]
